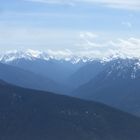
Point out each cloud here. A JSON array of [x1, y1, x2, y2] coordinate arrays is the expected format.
[[78, 32, 101, 49], [46, 49, 73, 60], [1, 27, 140, 59], [80, 32, 98, 39], [76, 32, 108, 50], [25, 0, 140, 10], [110, 38, 140, 58], [76, 32, 140, 59], [42, 36, 140, 59]]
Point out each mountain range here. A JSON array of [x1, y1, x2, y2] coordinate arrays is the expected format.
[[74, 59, 140, 116], [0, 80, 140, 140], [1, 50, 140, 116], [0, 50, 85, 90]]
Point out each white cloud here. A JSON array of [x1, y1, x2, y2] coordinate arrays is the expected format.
[[42, 37, 140, 59], [111, 38, 140, 58], [78, 32, 101, 49], [1, 27, 140, 59], [80, 32, 98, 39], [46, 49, 73, 59], [25, 0, 140, 10], [76, 32, 140, 59]]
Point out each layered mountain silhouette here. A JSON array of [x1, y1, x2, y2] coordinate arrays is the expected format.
[[74, 59, 140, 116], [1, 51, 140, 116], [0, 80, 140, 140], [0, 63, 62, 93], [2, 57, 84, 84]]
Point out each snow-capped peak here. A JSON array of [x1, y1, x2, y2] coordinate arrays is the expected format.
[[104, 58, 140, 80], [1, 49, 140, 65], [0, 49, 84, 63], [24, 49, 42, 58], [0, 49, 43, 62]]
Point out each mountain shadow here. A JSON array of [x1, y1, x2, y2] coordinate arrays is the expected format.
[[0, 80, 140, 140]]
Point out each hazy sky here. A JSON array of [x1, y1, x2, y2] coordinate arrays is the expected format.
[[0, 0, 140, 58]]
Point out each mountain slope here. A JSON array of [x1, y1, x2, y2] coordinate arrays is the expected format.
[[74, 59, 140, 116], [0, 63, 62, 93], [0, 80, 140, 140], [67, 61, 105, 88], [0, 50, 84, 84], [6, 58, 83, 84]]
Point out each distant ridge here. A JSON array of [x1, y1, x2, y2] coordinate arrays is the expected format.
[[1, 49, 138, 64]]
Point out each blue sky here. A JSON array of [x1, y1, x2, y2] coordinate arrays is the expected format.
[[0, 0, 140, 58]]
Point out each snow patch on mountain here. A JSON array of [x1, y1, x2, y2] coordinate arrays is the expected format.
[[0, 49, 43, 62], [0, 49, 96, 64], [1, 49, 140, 81], [105, 59, 140, 80], [1, 49, 140, 66]]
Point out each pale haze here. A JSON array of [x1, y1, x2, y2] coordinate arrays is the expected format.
[[0, 0, 140, 58]]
